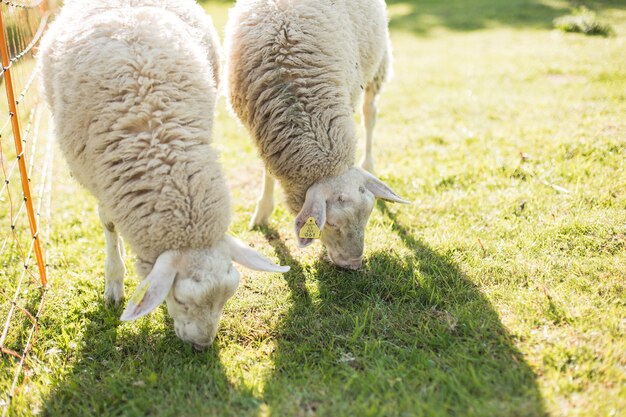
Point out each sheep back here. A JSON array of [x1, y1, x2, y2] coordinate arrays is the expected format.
[[226, 0, 391, 212], [39, 2, 230, 266]]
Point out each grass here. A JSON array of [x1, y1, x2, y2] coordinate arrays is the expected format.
[[2, 0, 625, 415], [553, 6, 615, 36]]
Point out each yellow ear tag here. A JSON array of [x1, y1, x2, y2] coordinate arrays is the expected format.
[[130, 281, 151, 305], [299, 216, 321, 239]]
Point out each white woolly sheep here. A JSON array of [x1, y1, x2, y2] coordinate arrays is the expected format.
[[38, 0, 288, 350], [225, 0, 410, 270]]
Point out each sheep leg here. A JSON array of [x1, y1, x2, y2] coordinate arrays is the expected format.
[[360, 85, 378, 174], [249, 168, 275, 228], [99, 205, 126, 306]]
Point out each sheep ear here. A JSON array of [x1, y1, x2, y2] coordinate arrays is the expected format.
[[225, 235, 290, 273], [121, 251, 179, 321], [363, 171, 411, 204], [295, 186, 327, 248]]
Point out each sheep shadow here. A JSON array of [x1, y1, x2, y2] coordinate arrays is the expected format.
[[259, 203, 546, 416], [255, 225, 310, 303], [41, 301, 259, 416]]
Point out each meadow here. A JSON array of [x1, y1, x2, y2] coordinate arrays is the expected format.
[[2, 0, 625, 415]]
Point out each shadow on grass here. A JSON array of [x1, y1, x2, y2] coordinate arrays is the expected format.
[[259, 202, 546, 416], [256, 225, 311, 303], [41, 299, 259, 416], [387, 0, 620, 35]]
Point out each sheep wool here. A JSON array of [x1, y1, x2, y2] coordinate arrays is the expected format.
[[39, 0, 230, 269], [226, 0, 391, 213]]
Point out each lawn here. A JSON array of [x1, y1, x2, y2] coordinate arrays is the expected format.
[[2, 0, 625, 416]]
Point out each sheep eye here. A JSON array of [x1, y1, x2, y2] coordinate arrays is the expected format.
[[358, 186, 366, 194]]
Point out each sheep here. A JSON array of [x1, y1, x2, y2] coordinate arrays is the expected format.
[[38, 0, 288, 350], [225, 0, 410, 270]]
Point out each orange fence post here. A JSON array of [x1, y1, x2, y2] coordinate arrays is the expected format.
[[0, 7, 47, 287]]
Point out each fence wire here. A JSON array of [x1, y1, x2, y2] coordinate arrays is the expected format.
[[0, 1, 52, 415]]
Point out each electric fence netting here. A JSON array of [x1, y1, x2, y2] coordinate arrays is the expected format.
[[0, 1, 52, 415]]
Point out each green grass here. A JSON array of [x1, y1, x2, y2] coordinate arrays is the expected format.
[[2, 0, 625, 415], [553, 6, 615, 36]]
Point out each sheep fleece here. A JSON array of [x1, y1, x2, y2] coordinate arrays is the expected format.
[[39, 0, 230, 267], [226, 0, 391, 212]]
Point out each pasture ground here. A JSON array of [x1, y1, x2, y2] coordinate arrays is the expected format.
[[3, 0, 625, 416]]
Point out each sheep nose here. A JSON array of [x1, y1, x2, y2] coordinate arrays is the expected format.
[[339, 256, 363, 270], [192, 342, 210, 352], [190, 334, 216, 352]]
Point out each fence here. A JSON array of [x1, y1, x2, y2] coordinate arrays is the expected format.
[[0, 1, 52, 415]]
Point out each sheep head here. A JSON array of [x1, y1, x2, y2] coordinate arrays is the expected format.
[[295, 167, 410, 270], [121, 236, 288, 350]]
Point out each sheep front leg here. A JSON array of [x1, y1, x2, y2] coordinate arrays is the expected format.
[[249, 168, 275, 229], [99, 205, 126, 306], [360, 85, 377, 174]]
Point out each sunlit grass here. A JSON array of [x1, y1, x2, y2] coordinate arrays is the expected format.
[[2, 0, 624, 416]]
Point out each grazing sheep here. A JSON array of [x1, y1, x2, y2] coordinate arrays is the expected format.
[[225, 0, 410, 270], [38, 0, 288, 350]]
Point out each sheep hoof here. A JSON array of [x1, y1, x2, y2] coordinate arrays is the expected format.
[[104, 268, 125, 307], [249, 215, 269, 230], [104, 289, 124, 308], [249, 201, 273, 229]]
